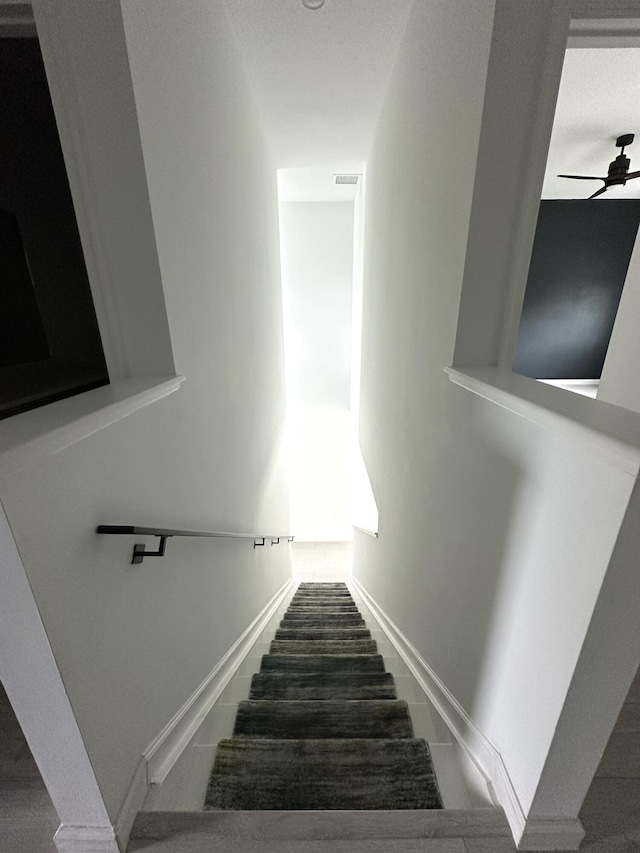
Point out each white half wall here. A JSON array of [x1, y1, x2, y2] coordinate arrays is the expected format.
[[598, 227, 640, 412], [0, 0, 291, 843]]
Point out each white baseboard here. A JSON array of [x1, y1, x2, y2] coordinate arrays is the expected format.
[[54, 824, 119, 853], [113, 757, 148, 851], [143, 576, 294, 784], [350, 578, 584, 851], [143, 578, 294, 784], [110, 576, 294, 851]]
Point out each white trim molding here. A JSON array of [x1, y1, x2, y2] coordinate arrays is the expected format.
[[446, 367, 640, 478], [53, 825, 119, 853], [353, 525, 378, 538], [0, 503, 118, 853], [107, 576, 294, 850], [0, 376, 184, 477], [113, 758, 148, 853], [143, 576, 295, 785], [518, 819, 586, 852], [350, 577, 585, 851]]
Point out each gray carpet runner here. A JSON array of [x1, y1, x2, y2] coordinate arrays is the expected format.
[[205, 582, 442, 810]]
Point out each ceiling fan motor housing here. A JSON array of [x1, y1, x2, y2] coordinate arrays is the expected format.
[[608, 154, 631, 184]]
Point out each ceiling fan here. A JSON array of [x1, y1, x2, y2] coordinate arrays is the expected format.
[[558, 134, 640, 199]]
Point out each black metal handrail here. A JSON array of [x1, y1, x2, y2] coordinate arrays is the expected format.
[[97, 525, 294, 564]]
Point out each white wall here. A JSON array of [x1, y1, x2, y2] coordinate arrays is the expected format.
[[598, 228, 640, 412], [354, 0, 640, 845], [280, 201, 354, 541], [0, 0, 290, 831]]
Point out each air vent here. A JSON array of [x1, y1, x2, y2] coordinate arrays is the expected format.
[[334, 174, 360, 185]]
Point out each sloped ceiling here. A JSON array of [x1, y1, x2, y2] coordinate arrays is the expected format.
[[542, 48, 640, 199], [222, 0, 415, 200]]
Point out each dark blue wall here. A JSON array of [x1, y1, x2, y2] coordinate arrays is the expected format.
[[513, 199, 640, 380]]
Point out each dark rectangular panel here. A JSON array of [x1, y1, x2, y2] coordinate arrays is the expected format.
[[0, 209, 50, 367], [0, 37, 109, 419], [513, 200, 640, 380]]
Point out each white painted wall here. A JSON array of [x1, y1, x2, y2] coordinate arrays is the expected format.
[[354, 0, 640, 845], [598, 229, 640, 412], [280, 201, 354, 541], [0, 0, 290, 834]]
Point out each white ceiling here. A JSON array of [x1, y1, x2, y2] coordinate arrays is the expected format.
[[542, 47, 640, 199], [222, 7, 640, 204], [222, 0, 415, 200]]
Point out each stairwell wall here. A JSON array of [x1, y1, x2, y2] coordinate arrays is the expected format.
[[353, 0, 640, 842], [0, 0, 290, 830]]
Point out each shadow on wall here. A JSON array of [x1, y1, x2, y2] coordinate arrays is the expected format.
[[355, 380, 524, 712], [419, 385, 524, 708]]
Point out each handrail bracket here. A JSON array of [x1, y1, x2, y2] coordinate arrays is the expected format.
[[132, 535, 172, 565]]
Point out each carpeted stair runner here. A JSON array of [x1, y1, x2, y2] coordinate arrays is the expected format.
[[206, 582, 442, 810]]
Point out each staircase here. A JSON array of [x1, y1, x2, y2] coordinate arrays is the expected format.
[[128, 582, 512, 851], [206, 582, 442, 809]]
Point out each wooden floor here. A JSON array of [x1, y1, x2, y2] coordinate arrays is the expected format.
[[0, 683, 58, 853]]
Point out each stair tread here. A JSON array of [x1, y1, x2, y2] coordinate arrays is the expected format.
[[289, 600, 357, 606], [286, 606, 359, 611], [275, 627, 371, 640], [281, 616, 365, 626], [250, 672, 397, 700], [270, 639, 377, 655], [260, 654, 386, 673], [206, 738, 440, 810], [234, 700, 413, 739], [293, 593, 353, 599], [292, 597, 354, 603]]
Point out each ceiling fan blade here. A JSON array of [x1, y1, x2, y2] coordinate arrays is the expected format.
[[557, 174, 606, 181], [588, 186, 608, 200], [625, 171, 640, 180]]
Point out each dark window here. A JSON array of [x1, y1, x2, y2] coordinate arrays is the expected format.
[[0, 37, 108, 420]]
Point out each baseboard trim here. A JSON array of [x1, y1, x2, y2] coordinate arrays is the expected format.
[[109, 577, 294, 852], [113, 757, 148, 852], [54, 824, 119, 853], [350, 578, 584, 851], [144, 577, 294, 785]]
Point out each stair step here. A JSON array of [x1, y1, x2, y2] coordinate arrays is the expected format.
[[206, 738, 440, 810], [298, 583, 348, 589], [283, 609, 363, 617], [233, 700, 413, 739], [287, 604, 359, 615], [293, 591, 352, 597], [290, 600, 355, 607], [270, 639, 377, 655], [131, 807, 512, 845], [260, 654, 386, 674], [249, 672, 397, 700], [275, 627, 371, 641], [281, 615, 365, 627], [292, 594, 354, 601]]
